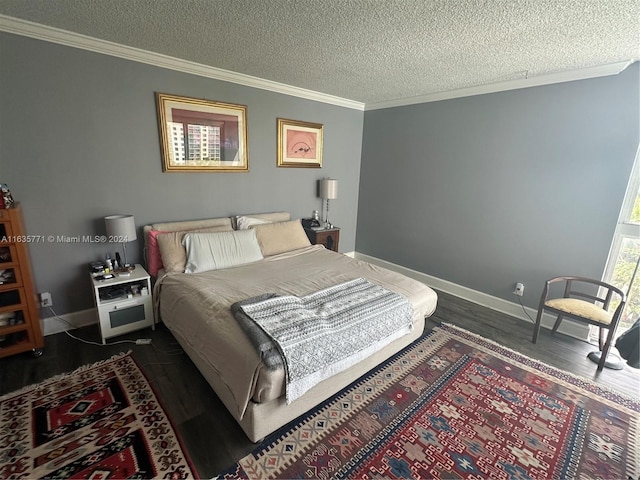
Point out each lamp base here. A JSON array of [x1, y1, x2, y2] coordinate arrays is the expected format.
[[587, 350, 624, 370]]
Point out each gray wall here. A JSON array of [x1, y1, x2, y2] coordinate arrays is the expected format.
[[358, 63, 639, 308], [2, 31, 637, 319], [0, 33, 364, 315]]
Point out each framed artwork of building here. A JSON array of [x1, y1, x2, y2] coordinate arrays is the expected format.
[[155, 93, 249, 172]]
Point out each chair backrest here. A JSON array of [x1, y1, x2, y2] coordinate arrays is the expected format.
[[548, 276, 626, 311]]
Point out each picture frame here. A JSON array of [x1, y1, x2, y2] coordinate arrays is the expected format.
[[277, 118, 323, 168], [155, 93, 248, 172]]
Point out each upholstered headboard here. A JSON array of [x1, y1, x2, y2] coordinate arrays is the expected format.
[[143, 217, 231, 252]]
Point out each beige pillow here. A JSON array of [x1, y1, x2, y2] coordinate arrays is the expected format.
[[251, 220, 311, 256], [157, 225, 233, 273]]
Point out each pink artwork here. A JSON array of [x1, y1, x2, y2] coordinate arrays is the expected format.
[[277, 118, 323, 167], [286, 129, 317, 158]]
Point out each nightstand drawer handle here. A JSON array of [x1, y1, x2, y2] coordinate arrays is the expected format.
[[114, 300, 138, 309]]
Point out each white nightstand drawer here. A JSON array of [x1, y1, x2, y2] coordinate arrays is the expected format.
[[97, 293, 153, 342]]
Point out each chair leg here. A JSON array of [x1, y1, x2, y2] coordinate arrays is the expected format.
[[551, 314, 564, 334], [598, 327, 605, 351], [597, 329, 615, 372], [532, 308, 544, 343]]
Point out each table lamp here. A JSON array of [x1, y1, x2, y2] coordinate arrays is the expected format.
[[104, 214, 137, 267], [319, 178, 338, 228]]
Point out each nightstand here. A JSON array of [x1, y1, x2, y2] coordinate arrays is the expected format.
[[90, 264, 154, 344], [304, 227, 340, 252]]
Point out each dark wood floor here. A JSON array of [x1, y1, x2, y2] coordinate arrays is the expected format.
[[1, 290, 638, 478]]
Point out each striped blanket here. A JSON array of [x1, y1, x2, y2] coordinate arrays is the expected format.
[[234, 278, 413, 403]]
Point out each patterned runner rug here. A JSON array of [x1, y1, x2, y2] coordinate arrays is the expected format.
[[219, 324, 639, 479], [0, 352, 198, 479]]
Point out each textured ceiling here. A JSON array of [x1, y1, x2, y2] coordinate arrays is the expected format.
[[0, 0, 638, 106]]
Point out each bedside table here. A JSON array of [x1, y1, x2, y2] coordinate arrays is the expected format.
[[90, 264, 154, 344], [304, 227, 340, 252]]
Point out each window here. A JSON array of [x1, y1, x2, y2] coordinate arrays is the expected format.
[[601, 146, 640, 337]]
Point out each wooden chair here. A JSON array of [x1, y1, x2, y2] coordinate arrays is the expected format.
[[532, 276, 627, 371]]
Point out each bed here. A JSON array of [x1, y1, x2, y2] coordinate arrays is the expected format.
[[146, 212, 438, 442]]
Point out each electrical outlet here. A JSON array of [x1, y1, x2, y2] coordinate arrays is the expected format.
[[513, 282, 525, 297], [39, 292, 53, 307]]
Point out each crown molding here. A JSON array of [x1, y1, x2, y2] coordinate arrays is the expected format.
[[1, 15, 635, 113], [365, 60, 637, 110], [0, 14, 365, 111]]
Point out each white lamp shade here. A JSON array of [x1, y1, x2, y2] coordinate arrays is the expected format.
[[104, 214, 137, 242], [319, 179, 338, 200]]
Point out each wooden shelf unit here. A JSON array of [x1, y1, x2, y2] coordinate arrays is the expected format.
[[0, 204, 44, 357]]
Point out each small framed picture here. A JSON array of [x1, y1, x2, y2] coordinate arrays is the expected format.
[[277, 118, 323, 168]]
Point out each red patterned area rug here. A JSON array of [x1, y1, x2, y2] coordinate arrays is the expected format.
[[0, 352, 198, 479], [219, 324, 639, 479]]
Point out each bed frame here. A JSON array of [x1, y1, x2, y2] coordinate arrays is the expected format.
[[145, 212, 436, 441]]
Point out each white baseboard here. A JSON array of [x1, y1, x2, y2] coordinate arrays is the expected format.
[[41, 252, 589, 341], [42, 308, 97, 336], [353, 252, 589, 340]]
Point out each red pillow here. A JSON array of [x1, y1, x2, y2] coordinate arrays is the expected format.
[[147, 230, 168, 277]]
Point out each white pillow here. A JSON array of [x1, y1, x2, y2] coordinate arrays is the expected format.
[[183, 230, 263, 273], [236, 215, 271, 230], [233, 212, 291, 229]]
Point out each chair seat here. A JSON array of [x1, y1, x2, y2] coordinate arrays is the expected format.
[[545, 298, 613, 325]]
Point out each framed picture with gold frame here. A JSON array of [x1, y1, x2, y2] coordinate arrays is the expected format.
[[277, 118, 323, 168], [155, 93, 248, 172]]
